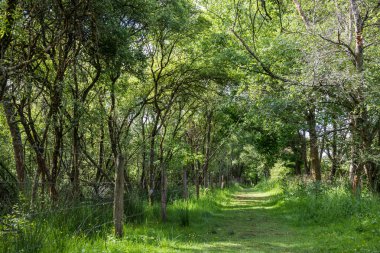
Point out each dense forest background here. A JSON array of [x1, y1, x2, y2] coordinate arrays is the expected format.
[[1, 0, 380, 251]]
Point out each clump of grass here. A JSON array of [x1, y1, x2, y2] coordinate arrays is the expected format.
[[178, 204, 190, 227], [0, 200, 114, 253], [167, 187, 233, 227], [280, 179, 380, 226], [124, 190, 146, 224]]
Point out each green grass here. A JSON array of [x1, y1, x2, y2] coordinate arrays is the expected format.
[[1, 182, 380, 252]]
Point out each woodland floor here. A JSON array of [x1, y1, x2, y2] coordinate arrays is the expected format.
[[161, 188, 379, 253], [9, 187, 377, 252]]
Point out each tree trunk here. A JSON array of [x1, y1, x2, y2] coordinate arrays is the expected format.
[[295, 159, 302, 175], [348, 0, 365, 193], [148, 112, 160, 205], [114, 154, 125, 238], [31, 169, 41, 206], [2, 98, 25, 191], [306, 107, 321, 181], [160, 163, 167, 222], [202, 111, 212, 188], [71, 123, 81, 198], [51, 123, 62, 202], [329, 119, 338, 180], [183, 166, 188, 200], [300, 130, 310, 175], [140, 112, 147, 190], [95, 122, 105, 195], [71, 83, 81, 198], [195, 163, 200, 199]]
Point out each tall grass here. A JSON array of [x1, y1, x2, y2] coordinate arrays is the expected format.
[[0, 187, 232, 253], [0, 200, 113, 253], [278, 178, 380, 228]]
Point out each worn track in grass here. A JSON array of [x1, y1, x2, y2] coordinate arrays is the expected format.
[[171, 188, 379, 253], [173, 188, 308, 252]]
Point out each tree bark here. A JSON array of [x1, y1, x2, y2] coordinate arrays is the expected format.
[[306, 107, 321, 181], [113, 154, 125, 238], [2, 98, 25, 191], [301, 130, 310, 175], [160, 162, 167, 222], [71, 82, 81, 198], [202, 110, 212, 188], [183, 166, 189, 200], [348, 0, 366, 192], [148, 114, 159, 205], [195, 162, 200, 199], [140, 112, 147, 190], [329, 119, 338, 179]]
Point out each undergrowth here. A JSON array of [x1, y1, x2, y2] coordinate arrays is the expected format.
[[253, 177, 380, 252], [0, 187, 232, 253], [278, 178, 380, 227]]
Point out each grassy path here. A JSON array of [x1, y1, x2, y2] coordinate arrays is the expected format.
[[173, 188, 306, 253], [195, 189, 299, 252], [68, 187, 379, 252], [167, 188, 378, 253]]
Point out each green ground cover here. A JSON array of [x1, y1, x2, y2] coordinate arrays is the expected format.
[[1, 183, 380, 253]]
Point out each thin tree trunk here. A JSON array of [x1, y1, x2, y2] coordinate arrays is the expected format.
[[160, 163, 167, 222], [114, 154, 125, 238], [2, 98, 25, 191], [140, 112, 147, 190], [183, 166, 188, 200], [71, 122, 81, 197], [50, 123, 62, 202], [148, 111, 160, 204], [301, 130, 310, 175], [71, 80, 81, 198], [195, 163, 200, 199], [31, 169, 41, 206], [306, 107, 321, 181], [95, 122, 105, 194], [329, 119, 338, 179], [203, 111, 212, 188]]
